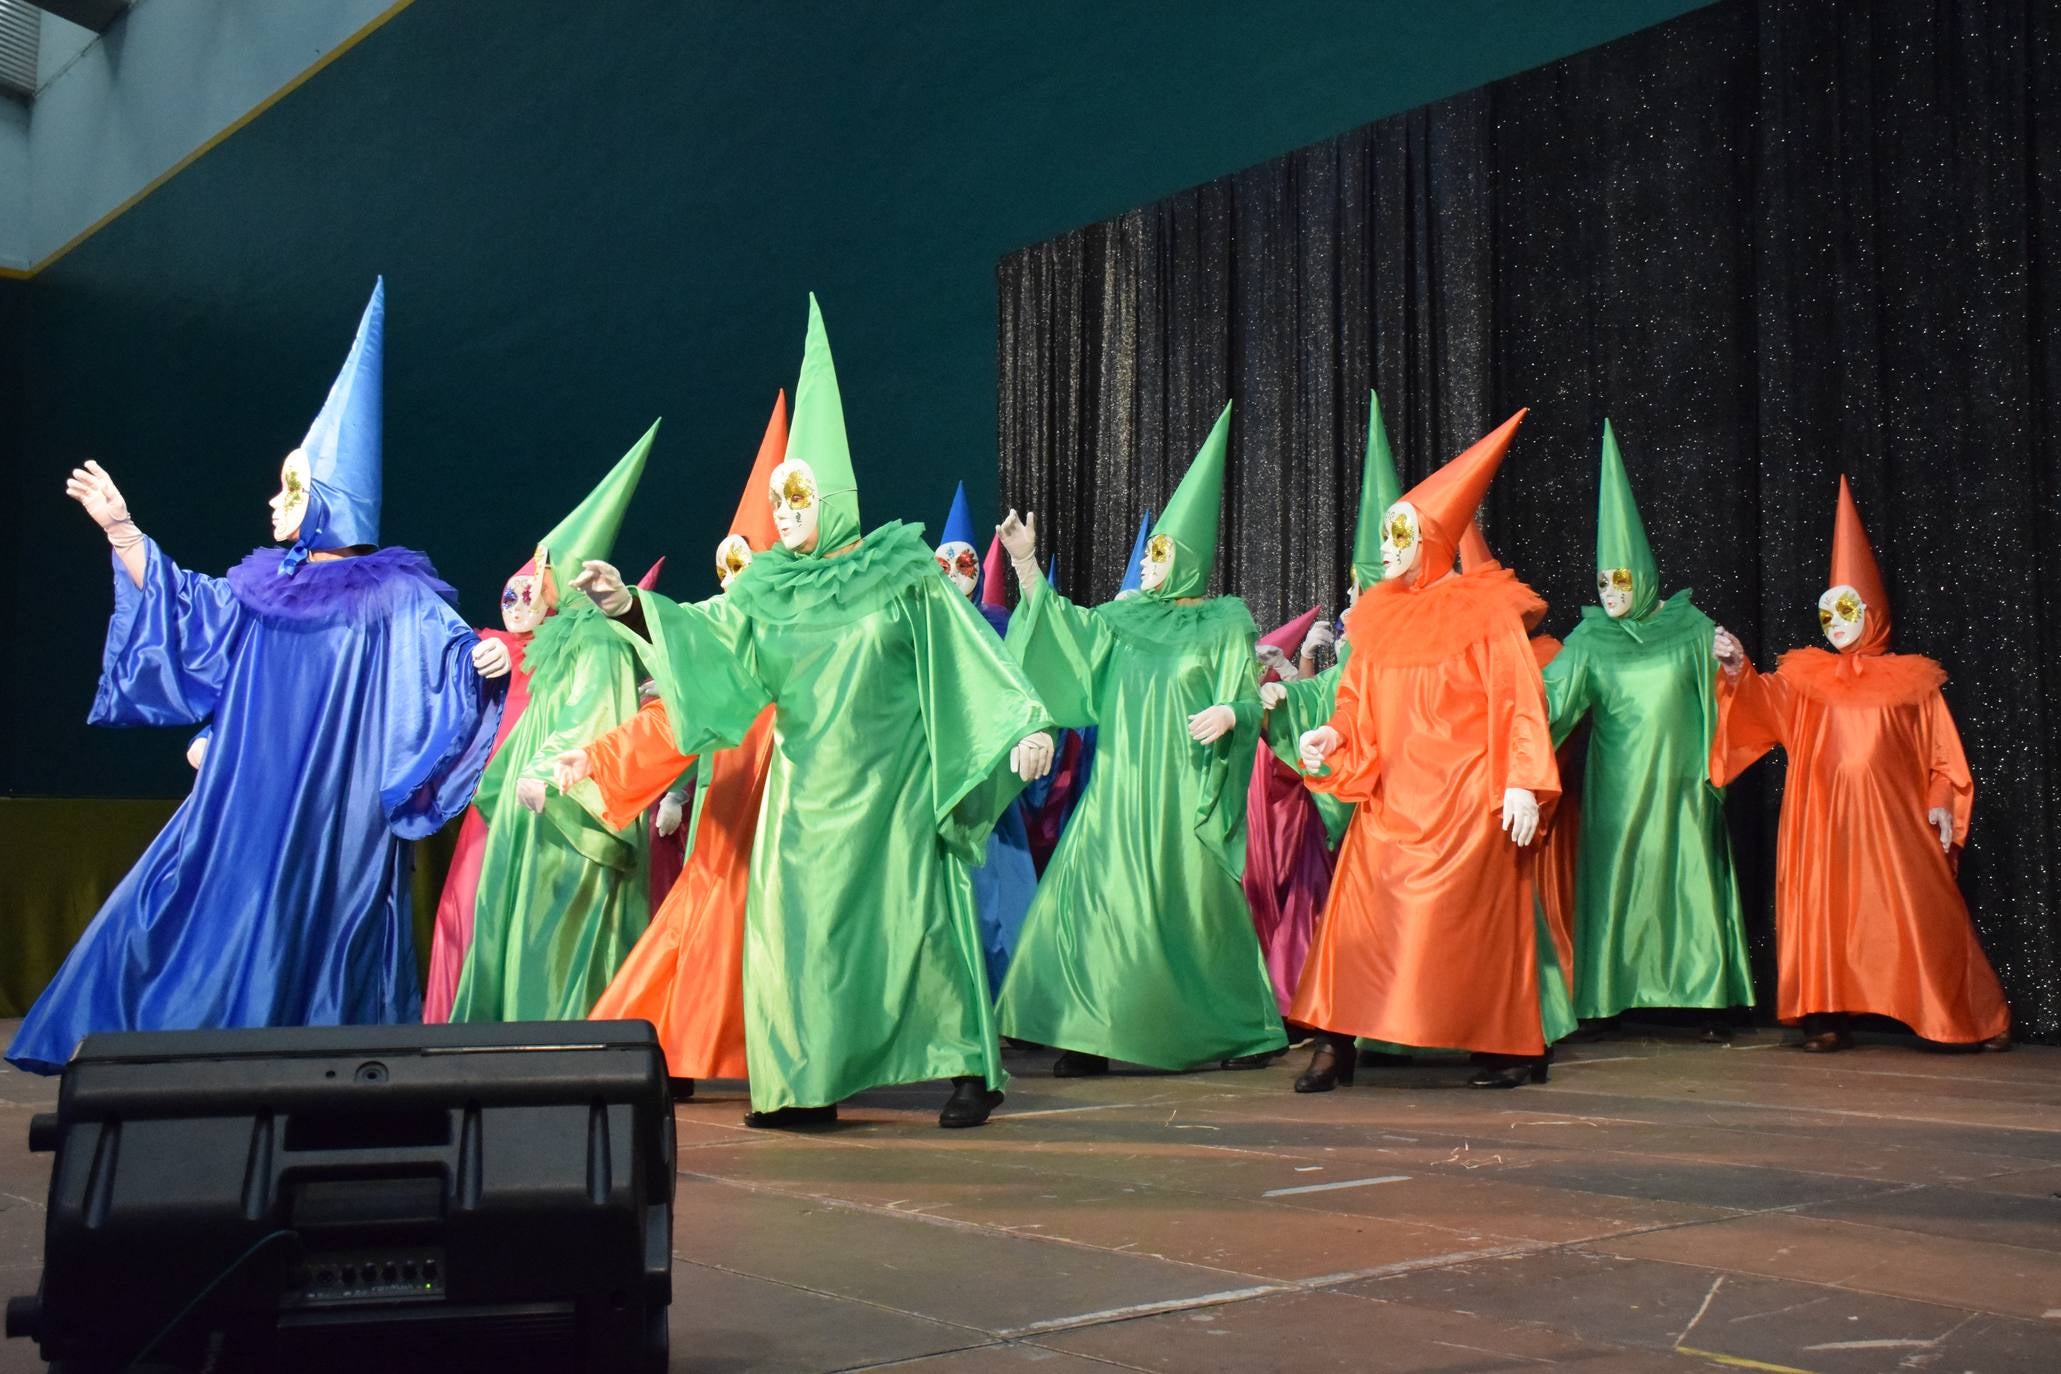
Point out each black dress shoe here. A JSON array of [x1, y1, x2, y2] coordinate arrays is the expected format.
[[1467, 1056, 1548, 1088], [1293, 1034, 1357, 1093], [1052, 1050, 1109, 1078], [1796, 1030, 1853, 1053], [1357, 1048, 1416, 1068], [939, 1076, 1005, 1128], [743, 1105, 838, 1129], [668, 1077, 697, 1101], [1220, 1050, 1281, 1070]]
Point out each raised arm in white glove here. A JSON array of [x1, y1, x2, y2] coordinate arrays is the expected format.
[[1300, 618, 1336, 659], [471, 637, 513, 679], [1501, 788, 1540, 846], [1010, 731, 1055, 781], [67, 460, 147, 588], [656, 790, 688, 837], [1256, 644, 1299, 682], [997, 510, 1042, 589], [570, 559, 634, 617]]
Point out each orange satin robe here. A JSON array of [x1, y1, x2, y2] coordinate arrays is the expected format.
[[1290, 572, 1562, 1056], [1531, 636, 1578, 996], [1713, 652, 2007, 1043], [585, 697, 775, 1079]]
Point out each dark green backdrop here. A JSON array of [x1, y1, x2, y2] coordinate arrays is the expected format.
[[2, 0, 1706, 799]]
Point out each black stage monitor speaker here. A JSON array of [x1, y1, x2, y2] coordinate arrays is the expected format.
[[4, 1021, 675, 1373]]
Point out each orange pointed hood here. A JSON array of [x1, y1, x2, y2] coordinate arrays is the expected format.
[[1458, 520, 1499, 573], [1397, 410, 1526, 587], [730, 390, 789, 552], [1829, 474, 1891, 656]]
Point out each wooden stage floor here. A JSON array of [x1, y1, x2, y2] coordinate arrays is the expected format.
[[1, 1024, 2057, 1371]]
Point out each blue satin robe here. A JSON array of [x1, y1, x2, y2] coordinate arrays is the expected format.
[[6, 542, 502, 1074], [970, 601, 1039, 996]]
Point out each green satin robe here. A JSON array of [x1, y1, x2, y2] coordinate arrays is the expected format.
[[1262, 635, 1576, 1048], [1542, 592, 1753, 1019], [453, 604, 650, 1022], [624, 522, 1052, 1113], [996, 589, 1286, 1068]]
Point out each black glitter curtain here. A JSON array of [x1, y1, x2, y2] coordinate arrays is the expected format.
[[996, 0, 2061, 1041]]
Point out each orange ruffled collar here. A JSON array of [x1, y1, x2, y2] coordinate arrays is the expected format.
[[1342, 566, 1547, 668], [1777, 647, 1946, 706]]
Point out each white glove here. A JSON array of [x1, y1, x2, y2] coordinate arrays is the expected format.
[[638, 678, 662, 704], [656, 791, 687, 837], [471, 637, 513, 679], [1927, 806, 1954, 853], [997, 509, 1038, 562], [1259, 681, 1288, 710], [516, 777, 549, 814], [67, 461, 141, 548], [1256, 644, 1298, 680], [1300, 619, 1336, 658], [185, 735, 209, 770], [571, 559, 633, 617], [1010, 731, 1054, 782], [550, 749, 593, 793], [1502, 788, 1540, 846], [1713, 627, 1746, 679], [1298, 725, 1340, 772], [1187, 704, 1237, 745]]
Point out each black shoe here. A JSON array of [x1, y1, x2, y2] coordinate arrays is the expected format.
[[743, 1105, 838, 1129], [1356, 1048, 1416, 1068], [939, 1076, 1004, 1128], [1467, 1056, 1549, 1088], [1293, 1034, 1357, 1093], [1220, 1050, 1280, 1070], [668, 1076, 696, 1101], [1052, 1050, 1109, 1078]]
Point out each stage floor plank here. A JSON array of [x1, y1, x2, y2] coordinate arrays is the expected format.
[[2, 1024, 2058, 1371]]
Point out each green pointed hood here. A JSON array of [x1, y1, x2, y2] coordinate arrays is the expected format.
[[539, 417, 659, 582], [1349, 390, 1404, 590], [1146, 401, 1231, 598], [785, 294, 862, 554], [1596, 419, 1659, 619]]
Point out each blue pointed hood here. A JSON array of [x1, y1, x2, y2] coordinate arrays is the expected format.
[[289, 279, 385, 563], [1116, 509, 1153, 595], [936, 481, 978, 550]]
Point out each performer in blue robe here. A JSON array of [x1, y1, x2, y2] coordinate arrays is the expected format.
[[938, 483, 1039, 996], [8, 280, 504, 1074]]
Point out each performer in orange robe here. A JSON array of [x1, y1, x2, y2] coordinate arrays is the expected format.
[[1291, 412, 1561, 1088], [582, 393, 789, 1090], [1712, 477, 2009, 1051]]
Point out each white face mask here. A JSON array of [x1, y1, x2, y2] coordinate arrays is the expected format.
[[768, 459, 821, 553], [1597, 567, 1635, 619], [1818, 584, 1867, 650], [714, 534, 755, 590], [935, 540, 978, 596], [269, 448, 311, 542], [1139, 533, 1174, 593], [499, 567, 555, 633], [1379, 501, 1422, 582]]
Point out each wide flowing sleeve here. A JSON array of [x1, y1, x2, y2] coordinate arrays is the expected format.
[[1483, 622, 1561, 811], [89, 539, 246, 727], [1923, 692, 1975, 847], [1002, 583, 1114, 730], [621, 590, 773, 758], [1710, 659, 1789, 786], [1541, 638, 1593, 749], [1306, 641, 1383, 804], [377, 579, 506, 841], [911, 575, 1057, 864], [585, 696, 698, 832], [1192, 617, 1264, 881]]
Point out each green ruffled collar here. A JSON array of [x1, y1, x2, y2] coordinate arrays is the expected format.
[[723, 519, 935, 625], [1569, 588, 1712, 652], [520, 600, 622, 682], [1091, 592, 1258, 653]]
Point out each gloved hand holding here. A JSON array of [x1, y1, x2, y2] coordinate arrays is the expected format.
[[1502, 788, 1540, 846], [1713, 627, 1746, 679], [1010, 731, 1055, 782], [656, 791, 688, 837], [1298, 725, 1340, 772], [571, 559, 634, 617], [1926, 806, 1954, 854], [1259, 681, 1288, 711], [516, 777, 549, 815], [1187, 704, 1237, 745], [550, 749, 592, 793], [471, 637, 513, 679]]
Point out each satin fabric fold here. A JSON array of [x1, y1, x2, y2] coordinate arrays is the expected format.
[[9, 542, 500, 1074], [1713, 653, 2006, 1042], [1241, 743, 1336, 1017], [996, 589, 1285, 1068], [587, 698, 768, 1081]]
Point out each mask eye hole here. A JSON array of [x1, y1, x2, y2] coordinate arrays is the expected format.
[[1611, 570, 1633, 591], [500, 586, 519, 608], [1146, 534, 1173, 565], [779, 470, 815, 509], [1835, 592, 1861, 622], [1387, 514, 1414, 549], [1819, 608, 1834, 628]]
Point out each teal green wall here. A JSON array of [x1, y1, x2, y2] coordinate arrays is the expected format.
[[5, 0, 1708, 797]]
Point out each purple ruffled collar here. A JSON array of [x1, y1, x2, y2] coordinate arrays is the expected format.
[[225, 545, 458, 626]]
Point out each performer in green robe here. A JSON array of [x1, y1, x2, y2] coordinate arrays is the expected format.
[[450, 422, 659, 1023], [1540, 422, 1753, 1027], [994, 403, 1286, 1075], [565, 297, 1055, 1129]]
